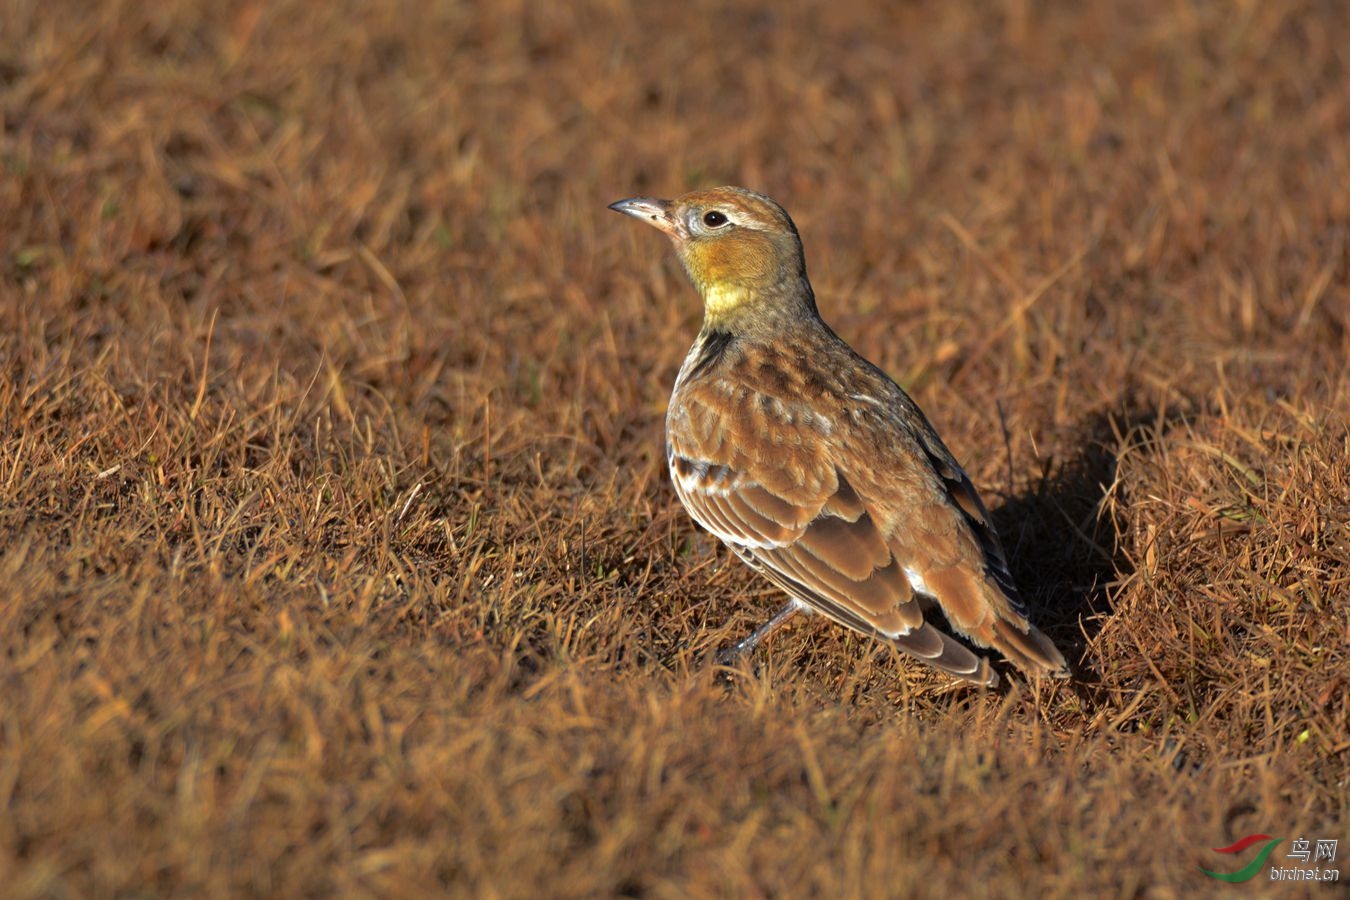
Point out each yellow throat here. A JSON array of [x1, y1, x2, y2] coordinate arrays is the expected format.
[[702, 283, 753, 318]]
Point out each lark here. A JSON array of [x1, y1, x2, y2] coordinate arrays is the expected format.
[[609, 187, 1068, 686]]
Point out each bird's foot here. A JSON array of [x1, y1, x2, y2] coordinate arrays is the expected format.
[[710, 599, 802, 675]]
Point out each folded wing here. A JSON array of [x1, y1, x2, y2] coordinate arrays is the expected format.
[[669, 448, 995, 684]]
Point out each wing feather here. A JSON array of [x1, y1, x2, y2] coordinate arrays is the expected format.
[[915, 432, 1029, 619], [672, 443, 993, 682], [733, 545, 986, 675]]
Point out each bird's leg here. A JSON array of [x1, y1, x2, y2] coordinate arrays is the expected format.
[[715, 600, 803, 666]]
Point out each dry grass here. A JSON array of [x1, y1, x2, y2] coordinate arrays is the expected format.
[[1, 0, 1347, 896]]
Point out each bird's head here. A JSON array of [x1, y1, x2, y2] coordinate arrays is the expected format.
[[609, 186, 814, 327]]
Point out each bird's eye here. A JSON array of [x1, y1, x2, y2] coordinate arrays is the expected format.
[[702, 210, 729, 227]]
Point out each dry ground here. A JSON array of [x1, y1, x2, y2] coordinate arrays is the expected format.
[[1, 0, 1347, 896]]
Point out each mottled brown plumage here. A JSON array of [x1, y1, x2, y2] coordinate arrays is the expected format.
[[610, 187, 1068, 686]]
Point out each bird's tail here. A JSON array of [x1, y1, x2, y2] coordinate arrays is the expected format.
[[989, 618, 1070, 679]]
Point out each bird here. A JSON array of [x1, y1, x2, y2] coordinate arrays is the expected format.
[[608, 186, 1069, 687]]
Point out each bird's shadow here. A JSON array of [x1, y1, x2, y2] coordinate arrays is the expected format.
[[987, 401, 1181, 684]]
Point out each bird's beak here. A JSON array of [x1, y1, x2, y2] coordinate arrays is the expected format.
[[608, 197, 684, 239]]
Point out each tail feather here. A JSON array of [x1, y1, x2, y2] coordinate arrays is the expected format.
[[887, 625, 999, 687], [989, 618, 1070, 678]]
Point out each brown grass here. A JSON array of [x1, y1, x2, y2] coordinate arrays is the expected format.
[[2, 0, 1347, 896]]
